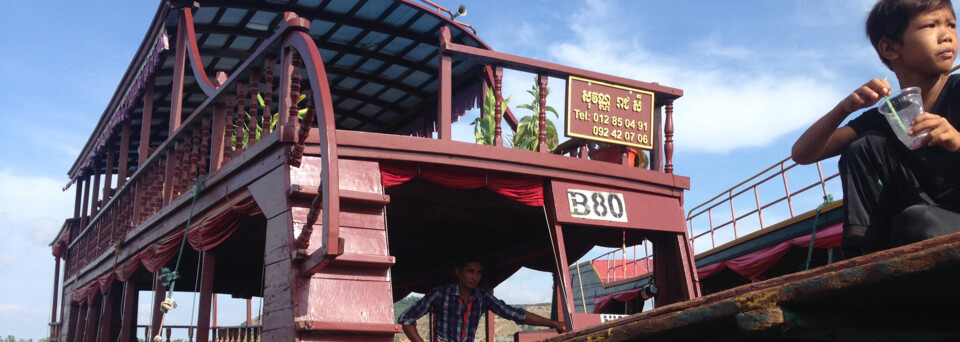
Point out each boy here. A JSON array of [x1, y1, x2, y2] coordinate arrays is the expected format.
[[793, 0, 960, 256], [397, 259, 565, 342]]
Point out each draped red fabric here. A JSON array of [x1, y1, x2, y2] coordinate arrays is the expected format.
[[98, 272, 115, 294], [696, 223, 843, 281], [116, 252, 144, 282], [593, 288, 641, 313], [52, 240, 68, 258], [72, 199, 264, 303], [142, 231, 184, 273], [380, 162, 544, 206], [187, 199, 262, 252]]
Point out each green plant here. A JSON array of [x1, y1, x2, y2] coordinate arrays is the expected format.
[[230, 93, 308, 150], [471, 87, 511, 145], [511, 75, 558, 152]]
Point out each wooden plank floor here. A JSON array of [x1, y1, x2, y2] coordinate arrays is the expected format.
[[547, 231, 960, 341]]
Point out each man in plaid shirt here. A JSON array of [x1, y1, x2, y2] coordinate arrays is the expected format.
[[398, 259, 566, 341]]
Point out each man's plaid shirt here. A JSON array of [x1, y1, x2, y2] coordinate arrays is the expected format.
[[398, 284, 527, 341]]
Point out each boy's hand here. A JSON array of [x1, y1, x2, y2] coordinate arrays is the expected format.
[[912, 113, 960, 152], [552, 321, 567, 334], [840, 78, 892, 114]]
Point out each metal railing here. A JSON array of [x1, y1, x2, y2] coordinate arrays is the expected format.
[[685, 157, 840, 254], [592, 242, 653, 284]]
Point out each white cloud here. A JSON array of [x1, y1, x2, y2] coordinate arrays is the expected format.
[[494, 268, 552, 304], [0, 254, 14, 267], [545, 2, 849, 154], [0, 168, 74, 245]]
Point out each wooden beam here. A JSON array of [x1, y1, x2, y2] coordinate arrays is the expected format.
[[119, 281, 137, 342], [117, 121, 131, 189], [150, 276, 165, 339], [139, 83, 155, 166], [436, 26, 452, 141], [196, 251, 216, 342]]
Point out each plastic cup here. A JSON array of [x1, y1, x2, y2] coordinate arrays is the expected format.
[[877, 87, 929, 149]]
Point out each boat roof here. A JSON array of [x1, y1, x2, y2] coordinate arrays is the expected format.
[[69, 0, 489, 180]]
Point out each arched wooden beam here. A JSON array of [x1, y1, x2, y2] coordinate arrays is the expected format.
[[180, 8, 222, 96], [278, 14, 342, 274]]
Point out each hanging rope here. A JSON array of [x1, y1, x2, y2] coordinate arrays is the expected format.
[[804, 194, 834, 270], [153, 175, 206, 342]]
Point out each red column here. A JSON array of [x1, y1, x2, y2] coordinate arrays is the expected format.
[[119, 281, 137, 342], [537, 74, 548, 152], [196, 251, 216, 342], [436, 26, 453, 140], [83, 295, 101, 342], [90, 161, 102, 218], [117, 121, 131, 189], [49, 257, 61, 340], [73, 304, 87, 342], [493, 67, 504, 147], [664, 99, 674, 173], [98, 288, 116, 342], [150, 276, 166, 339], [139, 83, 155, 166], [80, 174, 91, 229], [103, 145, 116, 202]]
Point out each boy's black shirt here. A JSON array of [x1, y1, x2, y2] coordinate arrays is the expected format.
[[846, 74, 960, 209]]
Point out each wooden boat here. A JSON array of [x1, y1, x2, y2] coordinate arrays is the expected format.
[[47, 1, 698, 341]]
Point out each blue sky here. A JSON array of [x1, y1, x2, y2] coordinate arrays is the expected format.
[[3, 0, 946, 339]]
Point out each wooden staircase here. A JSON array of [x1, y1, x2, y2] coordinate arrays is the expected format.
[[292, 158, 398, 341]]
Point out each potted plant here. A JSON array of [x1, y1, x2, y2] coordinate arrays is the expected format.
[[511, 75, 558, 152], [590, 143, 648, 168]]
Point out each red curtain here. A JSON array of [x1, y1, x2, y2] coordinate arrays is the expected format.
[[697, 223, 843, 281], [72, 199, 262, 303], [593, 288, 641, 313], [381, 162, 544, 206]]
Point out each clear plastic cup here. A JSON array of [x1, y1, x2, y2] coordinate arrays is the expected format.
[[877, 87, 929, 149]]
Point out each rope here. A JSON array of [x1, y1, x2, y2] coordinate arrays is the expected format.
[[153, 175, 206, 342], [804, 194, 834, 270]]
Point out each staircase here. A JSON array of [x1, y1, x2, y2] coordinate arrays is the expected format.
[[288, 158, 399, 341]]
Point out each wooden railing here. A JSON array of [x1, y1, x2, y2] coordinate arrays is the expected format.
[[134, 324, 261, 342], [435, 25, 682, 173], [62, 9, 341, 287]]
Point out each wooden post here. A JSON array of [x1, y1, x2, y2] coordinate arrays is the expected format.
[[212, 295, 218, 331], [139, 82, 155, 166], [81, 174, 90, 229], [279, 48, 301, 142], [543, 186, 576, 331], [119, 281, 137, 342], [246, 298, 252, 326], [117, 121, 131, 189], [73, 304, 87, 342], [538, 73, 548, 152], [169, 9, 188, 136], [98, 287, 116, 342], [247, 69, 260, 148], [196, 251, 216, 342], [493, 66, 503, 147], [210, 106, 227, 172], [437, 26, 452, 140], [65, 303, 80, 342], [103, 144, 116, 202], [485, 289, 495, 342], [83, 295, 101, 342], [49, 257, 61, 338], [664, 99, 675, 174], [74, 179, 83, 219], [150, 276, 166, 338], [91, 162, 102, 218]]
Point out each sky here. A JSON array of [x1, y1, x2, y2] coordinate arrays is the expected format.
[[2, 0, 949, 339]]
